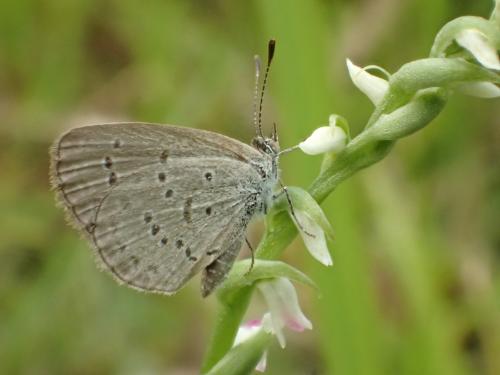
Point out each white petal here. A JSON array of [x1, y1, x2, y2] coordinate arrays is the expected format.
[[271, 278, 313, 333], [346, 58, 389, 105], [298, 126, 347, 155], [455, 29, 500, 70], [258, 279, 312, 349], [293, 209, 333, 266], [258, 287, 287, 348], [456, 81, 500, 98], [233, 319, 262, 346], [255, 351, 268, 372]]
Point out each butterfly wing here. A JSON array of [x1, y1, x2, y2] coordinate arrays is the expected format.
[[50, 122, 269, 295]]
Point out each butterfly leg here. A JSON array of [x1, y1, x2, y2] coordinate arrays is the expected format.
[[275, 181, 315, 238], [245, 237, 255, 275], [201, 237, 243, 297]]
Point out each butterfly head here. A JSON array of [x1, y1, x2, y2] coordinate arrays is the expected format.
[[252, 136, 280, 156]]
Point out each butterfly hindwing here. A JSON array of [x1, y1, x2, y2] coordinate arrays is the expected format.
[[91, 159, 255, 294], [50, 122, 270, 295]]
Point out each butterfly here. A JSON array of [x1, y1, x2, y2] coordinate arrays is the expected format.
[[50, 40, 284, 297]]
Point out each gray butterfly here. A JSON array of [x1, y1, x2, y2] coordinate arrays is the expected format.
[[50, 40, 284, 297]]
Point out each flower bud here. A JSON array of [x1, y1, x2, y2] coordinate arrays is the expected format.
[[346, 59, 389, 105], [299, 115, 348, 155]]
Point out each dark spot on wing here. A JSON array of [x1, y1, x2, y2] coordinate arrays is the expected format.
[[207, 249, 218, 256], [147, 264, 158, 274], [183, 197, 192, 223], [205, 207, 212, 215], [160, 150, 169, 163], [151, 224, 160, 235], [108, 172, 117, 185], [205, 172, 213, 181], [144, 212, 152, 223], [113, 139, 121, 148], [165, 189, 173, 198], [158, 172, 166, 182], [130, 256, 139, 266], [176, 239, 183, 248], [86, 222, 96, 233], [185, 248, 197, 261], [161, 237, 168, 245], [104, 156, 113, 169], [116, 256, 140, 276]]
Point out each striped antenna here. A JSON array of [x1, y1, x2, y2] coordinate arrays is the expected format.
[[253, 55, 262, 136], [257, 39, 276, 138]]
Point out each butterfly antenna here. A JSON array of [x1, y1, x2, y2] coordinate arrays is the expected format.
[[253, 55, 262, 136], [257, 39, 276, 138]]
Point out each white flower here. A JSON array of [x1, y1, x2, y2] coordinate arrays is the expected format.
[[299, 114, 348, 155], [455, 28, 500, 70], [293, 208, 333, 266], [257, 277, 312, 348], [456, 81, 500, 98], [346, 59, 389, 105], [233, 279, 312, 373]]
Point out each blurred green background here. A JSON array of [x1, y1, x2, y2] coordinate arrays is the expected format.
[[0, 0, 499, 374]]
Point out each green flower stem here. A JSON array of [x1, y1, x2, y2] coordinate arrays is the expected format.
[[201, 88, 448, 372], [205, 329, 274, 375], [201, 286, 253, 374]]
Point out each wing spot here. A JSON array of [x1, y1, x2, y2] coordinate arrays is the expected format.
[[185, 248, 197, 261], [151, 224, 160, 235], [160, 237, 168, 246], [144, 212, 153, 223], [160, 150, 169, 163], [205, 207, 212, 216], [207, 249, 219, 256], [85, 222, 96, 233], [108, 172, 117, 185], [165, 189, 173, 198], [113, 139, 121, 148], [158, 172, 166, 182], [205, 172, 213, 181], [147, 264, 158, 274], [176, 239, 183, 248], [130, 256, 139, 266], [104, 156, 113, 169], [183, 197, 193, 223]]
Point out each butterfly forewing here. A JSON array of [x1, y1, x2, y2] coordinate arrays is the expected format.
[[51, 123, 270, 295]]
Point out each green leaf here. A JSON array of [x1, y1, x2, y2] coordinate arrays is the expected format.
[[217, 259, 317, 302]]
